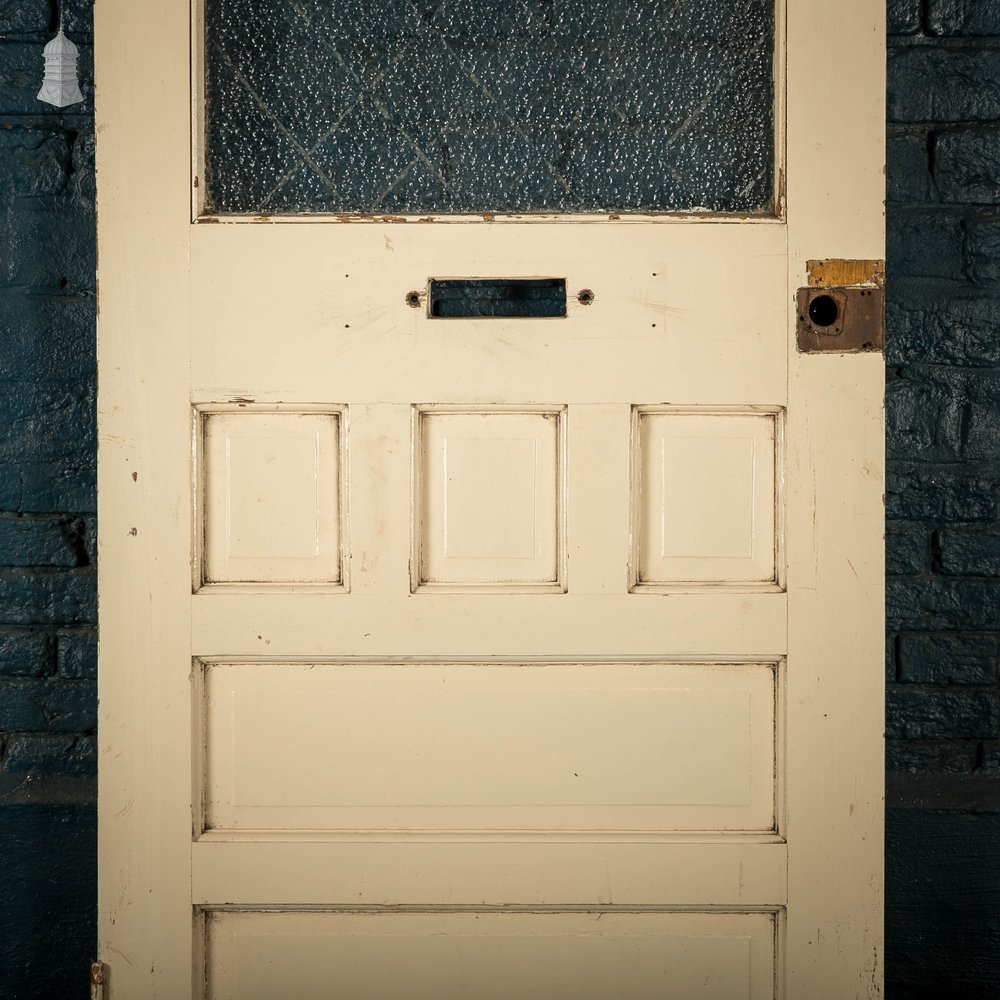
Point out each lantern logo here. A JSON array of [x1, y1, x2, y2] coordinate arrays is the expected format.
[[37, 29, 84, 109]]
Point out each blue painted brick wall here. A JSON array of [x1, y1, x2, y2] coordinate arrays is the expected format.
[[887, 3, 1000, 996], [1, 0, 999, 996], [886, 13, 1000, 778], [0, 2, 96, 998]]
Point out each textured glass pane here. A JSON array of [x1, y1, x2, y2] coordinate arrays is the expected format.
[[203, 0, 775, 216]]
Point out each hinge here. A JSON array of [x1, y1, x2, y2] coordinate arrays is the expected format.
[[90, 961, 107, 1000]]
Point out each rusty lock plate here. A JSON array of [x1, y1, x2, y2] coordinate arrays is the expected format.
[[795, 285, 884, 354]]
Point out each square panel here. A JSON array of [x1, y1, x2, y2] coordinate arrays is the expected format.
[[632, 407, 781, 589], [414, 407, 565, 591], [198, 406, 345, 588]]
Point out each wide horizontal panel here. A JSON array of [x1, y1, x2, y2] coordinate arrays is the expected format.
[[191, 594, 787, 657], [190, 226, 787, 404], [203, 910, 776, 1000], [192, 841, 787, 906], [201, 661, 776, 834]]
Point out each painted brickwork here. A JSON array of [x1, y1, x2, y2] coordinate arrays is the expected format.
[[887, 2, 1000, 995], [0, 0, 997, 996], [0, 2, 97, 998]]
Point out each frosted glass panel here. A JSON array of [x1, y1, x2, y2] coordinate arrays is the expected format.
[[203, 0, 775, 216]]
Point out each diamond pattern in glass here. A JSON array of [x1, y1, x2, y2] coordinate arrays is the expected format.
[[204, 0, 775, 216]]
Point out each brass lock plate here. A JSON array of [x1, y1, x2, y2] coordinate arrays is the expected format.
[[796, 285, 884, 354]]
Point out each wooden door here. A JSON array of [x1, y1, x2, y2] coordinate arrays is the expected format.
[[96, 1, 885, 997]]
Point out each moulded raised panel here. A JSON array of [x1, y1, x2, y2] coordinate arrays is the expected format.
[[633, 409, 779, 588], [415, 408, 564, 590], [200, 661, 776, 834], [200, 409, 343, 586], [204, 910, 776, 1000]]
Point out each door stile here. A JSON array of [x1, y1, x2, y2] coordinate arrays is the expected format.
[[96, 0, 195, 996], [784, 0, 885, 995]]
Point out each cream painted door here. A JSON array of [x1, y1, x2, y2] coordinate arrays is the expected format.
[[96, 2, 884, 998]]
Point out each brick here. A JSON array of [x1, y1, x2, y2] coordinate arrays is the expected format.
[[83, 513, 95, 562], [56, 628, 95, 679], [886, 377, 953, 460], [964, 216, 1000, 281], [888, 133, 934, 203], [0, 456, 96, 514], [980, 742, 1000, 773], [0, 127, 70, 197], [928, 0, 1000, 35], [0, 290, 95, 383], [889, 0, 924, 34], [965, 416, 1000, 462], [888, 209, 964, 280], [889, 47, 1000, 123], [887, 689, 1000, 739], [898, 635, 998, 684], [0, 677, 95, 733], [0, 515, 89, 568], [885, 367, 965, 462], [0, 382, 94, 463], [963, 371, 1000, 461], [936, 129, 1000, 204], [886, 466, 996, 522], [0, 733, 95, 776], [0, 1, 50, 34], [888, 524, 931, 575], [938, 529, 1000, 575], [886, 285, 1000, 365], [4, 195, 96, 292], [886, 739, 976, 772], [0, 571, 95, 626], [887, 578, 1000, 629], [68, 125, 95, 209], [0, 630, 50, 678], [0, 1, 92, 35]]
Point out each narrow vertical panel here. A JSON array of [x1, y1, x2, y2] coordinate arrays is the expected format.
[[200, 409, 344, 587], [414, 408, 565, 591], [632, 408, 779, 589], [205, 911, 777, 1000]]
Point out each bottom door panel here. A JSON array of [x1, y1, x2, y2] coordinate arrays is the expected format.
[[203, 910, 777, 1000]]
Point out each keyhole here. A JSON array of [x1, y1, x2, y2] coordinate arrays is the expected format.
[[808, 294, 840, 328], [405, 290, 422, 308]]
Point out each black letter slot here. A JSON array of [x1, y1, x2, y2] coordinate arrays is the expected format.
[[427, 278, 567, 318]]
